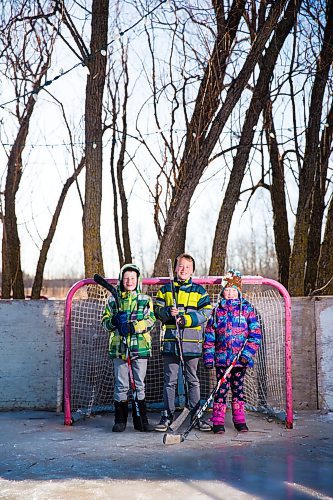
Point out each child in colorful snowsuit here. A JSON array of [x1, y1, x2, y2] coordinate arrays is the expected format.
[[154, 253, 212, 432], [101, 264, 156, 433], [203, 269, 262, 433]]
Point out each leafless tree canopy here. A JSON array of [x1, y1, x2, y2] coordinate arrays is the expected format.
[[0, 0, 332, 297]]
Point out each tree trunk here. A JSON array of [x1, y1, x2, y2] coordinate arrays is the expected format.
[[82, 0, 109, 278], [31, 158, 85, 299], [305, 180, 326, 296], [313, 100, 333, 295], [209, 0, 298, 276], [154, 0, 288, 276], [152, 174, 193, 276], [108, 43, 131, 268], [2, 90, 41, 298], [109, 104, 124, 267], [289, 2, 333, 295], [2, 203, 24, 298], [263, 101, 291, 289], [153, 0, 246, 276], [305, 99, 333, 295], [117, 53, 131, 264], [203, 0, 288, 155]]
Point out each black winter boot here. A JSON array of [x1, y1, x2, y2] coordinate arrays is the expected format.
[[112, 400, 128, 432], [132, 399, 154, 432]]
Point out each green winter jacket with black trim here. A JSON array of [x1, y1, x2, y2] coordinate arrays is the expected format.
[[101, 264, 156, 360]]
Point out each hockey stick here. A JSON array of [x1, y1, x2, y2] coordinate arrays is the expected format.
[[165, 259, 191, 432], [163, 338, 249, 445], [93, 273, 120, 308], [93, 273, 144, 430]]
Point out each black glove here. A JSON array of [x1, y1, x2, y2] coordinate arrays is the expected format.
[[112, 312, 135, 337], [177, 315, 185, 328], [118, 321, 135, 337], [239, 356, 249, 367], [204, 363, 214, 370], [111, 311, 128, 328]]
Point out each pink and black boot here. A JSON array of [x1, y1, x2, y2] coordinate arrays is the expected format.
[[232, 401, 249, 432], [211, 403, 227, 434]]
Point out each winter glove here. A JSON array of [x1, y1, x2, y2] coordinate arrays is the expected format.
[[118, 321, 135, 337], [111, 311, 128, 328], [239, 356, 249, 367], [177, 315, 186, 329], [112, 312, 135, 337]]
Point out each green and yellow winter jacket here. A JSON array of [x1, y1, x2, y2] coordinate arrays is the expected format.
[[101, 264, 156, 360], [154, 278, 212, 357]]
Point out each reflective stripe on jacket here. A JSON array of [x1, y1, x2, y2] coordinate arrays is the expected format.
[[154, 278, 212, 358]]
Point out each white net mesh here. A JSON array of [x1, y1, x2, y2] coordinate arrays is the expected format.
[[65, 278, 289, 424]]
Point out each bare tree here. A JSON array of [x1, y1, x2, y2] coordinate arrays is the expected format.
[[262, 100, 291, 289], [310, 100, 333, 295], [152, 0, 290, 275], [304, 98, 333, 295], [0, 1, 57, 298], [104, 39, 132, 267], [289, 0, 333, 295], [208, 0, 299, 277], [82, 0, 109, 277], [47, 0, 109, 278], [30, 154, 85, 298]]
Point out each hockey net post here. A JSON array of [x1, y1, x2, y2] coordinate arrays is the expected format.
[[63, 276, 293, 429]]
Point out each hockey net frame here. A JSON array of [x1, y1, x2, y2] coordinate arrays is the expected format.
[[63, 276, 293, 428]]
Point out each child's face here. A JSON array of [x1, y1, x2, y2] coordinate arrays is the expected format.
[[175, 257, 194, 281], [122, 271, 138, 291], [223, 287, 239, 299]]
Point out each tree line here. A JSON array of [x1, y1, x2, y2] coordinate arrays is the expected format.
[[0, 0, 332, 298]]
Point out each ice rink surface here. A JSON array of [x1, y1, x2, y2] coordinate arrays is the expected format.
[[0, 409, 332, 499]]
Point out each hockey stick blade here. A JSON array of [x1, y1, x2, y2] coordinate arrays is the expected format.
[[168, 407, 191, 433], [93, 273, 120, 308], [163, 432, 184, 445]]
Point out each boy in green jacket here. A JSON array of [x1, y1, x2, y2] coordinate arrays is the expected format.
[[102, 264, 156, 432]]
